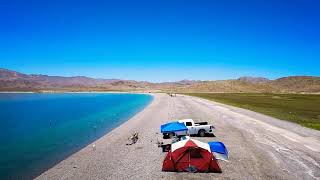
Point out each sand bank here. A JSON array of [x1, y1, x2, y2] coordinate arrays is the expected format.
[[36, 93, 320, 180]]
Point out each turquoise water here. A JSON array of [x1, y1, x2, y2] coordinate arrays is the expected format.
[[0, 93, 152, 180]]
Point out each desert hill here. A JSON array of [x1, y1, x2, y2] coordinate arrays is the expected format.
[[0, 68, 319, 93]]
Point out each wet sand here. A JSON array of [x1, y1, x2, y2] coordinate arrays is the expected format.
[[36, 93, 320, 180]]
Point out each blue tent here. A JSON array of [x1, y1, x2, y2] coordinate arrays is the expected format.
[[208, 142, 228, 161], [160, 122, 188, 133]]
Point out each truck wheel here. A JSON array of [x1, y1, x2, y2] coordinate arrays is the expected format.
[[198, 130, 206, 137], [169, 132, 175, 138]]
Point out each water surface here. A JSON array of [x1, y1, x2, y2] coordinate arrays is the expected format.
[[0, 93, 152, 179]]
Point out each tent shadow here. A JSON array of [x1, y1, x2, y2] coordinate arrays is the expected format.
[[190, 133, 216, 138]]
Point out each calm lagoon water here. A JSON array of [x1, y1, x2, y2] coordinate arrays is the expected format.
[[0, 93, 152, 179]]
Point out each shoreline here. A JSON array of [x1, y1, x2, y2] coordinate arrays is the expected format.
[[36, 93, 163, 180], [0, 91, 36, 93], [0, 92, 154, 179], [2, 91, 320, 95], [36, 93, 320, 180], [0, 91, 151, 94]]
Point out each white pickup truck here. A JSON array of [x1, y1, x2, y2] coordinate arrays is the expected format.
[[165, 119, 215, 138]]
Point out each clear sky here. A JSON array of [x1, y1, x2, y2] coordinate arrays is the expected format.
[[0, 0, 319, 82]]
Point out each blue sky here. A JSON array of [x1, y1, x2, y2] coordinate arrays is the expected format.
[[0, 0, 319, 82]]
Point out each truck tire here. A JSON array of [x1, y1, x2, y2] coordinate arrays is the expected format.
[[198, 129, 206, 137]]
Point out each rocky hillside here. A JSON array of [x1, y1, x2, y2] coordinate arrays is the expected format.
[[270, 76, 320, 93], [0, 68, 152, 91], [237, 76, 271, 83], [163, 80, 276, 93], [0, 68, 319, 93]]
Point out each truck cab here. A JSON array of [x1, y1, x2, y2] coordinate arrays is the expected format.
[[180, 119, 197, 134]]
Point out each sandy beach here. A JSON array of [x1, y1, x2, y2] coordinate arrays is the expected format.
[[36, 93, 320, 180]]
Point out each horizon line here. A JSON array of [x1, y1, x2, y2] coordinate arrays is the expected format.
[[1, 67, 319, 83]]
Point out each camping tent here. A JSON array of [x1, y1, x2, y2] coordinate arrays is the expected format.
[[160, 122, 188, 133], [162, 139, 222, 173], [208, 141, 228, 161]]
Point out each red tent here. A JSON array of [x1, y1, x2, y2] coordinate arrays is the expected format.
[[162, 139, 222, 173]]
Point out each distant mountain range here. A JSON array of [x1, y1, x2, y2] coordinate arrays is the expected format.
[[1, 68, 319, 93]]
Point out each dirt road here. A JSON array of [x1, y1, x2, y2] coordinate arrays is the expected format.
[[37, 94, 320, 180]]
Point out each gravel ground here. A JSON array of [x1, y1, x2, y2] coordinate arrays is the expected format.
[[36, 93, 320, 180]]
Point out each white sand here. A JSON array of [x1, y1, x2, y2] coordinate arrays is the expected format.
[[36, 93, 320, 180]]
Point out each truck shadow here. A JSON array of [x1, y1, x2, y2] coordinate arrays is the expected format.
[[163, 133, 216, 139]]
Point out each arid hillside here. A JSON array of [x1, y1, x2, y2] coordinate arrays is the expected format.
[[0, 68, 319, 93], [270, 76, 320, 93]]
